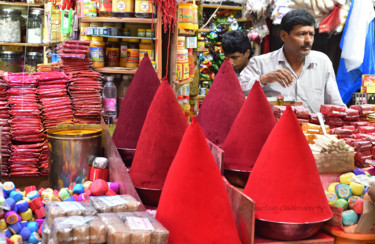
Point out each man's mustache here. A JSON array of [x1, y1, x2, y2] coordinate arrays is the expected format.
[[301, 45, 312, 49]]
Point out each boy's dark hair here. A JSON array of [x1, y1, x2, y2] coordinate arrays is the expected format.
[[281, 9, 315, 33], [221, 31, 252, 55]]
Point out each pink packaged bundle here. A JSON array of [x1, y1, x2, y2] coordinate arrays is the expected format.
[[325, 116, 344, 127], [33, 72, 69, 81], [309, 113, 323, 124], [320, 104, 346, 117], [344, 108, 360, 121], [350, 104, 374, 116], [293, 106, 310, 119], [358, 126, 375, 134], [353, 141, 372, 152]]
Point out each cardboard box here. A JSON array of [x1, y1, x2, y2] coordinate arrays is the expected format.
[[361, 75, 375, 93]]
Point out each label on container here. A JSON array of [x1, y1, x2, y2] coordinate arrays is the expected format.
[[56, 202, 86, 212], [183, 62, 189, 80], [120, 44, 128, 58], [126, 217, 154, 230], [139, 49, 154, 63], [135, 0, 153, 14], [113, 0, 134, 13], [126, 48, 139, 64], [106, 47, 120, 66], [90, 47, 104, 63], [176, 63, 183, 81], [99, 0, 112, 13], [98, 196, 128, 207], [103, 98, 117, 112]]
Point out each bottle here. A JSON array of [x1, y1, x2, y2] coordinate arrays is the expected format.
[[120, 38, 128, 67], [135, 0, 155, 18], [182, 96, 191, 123], [118, 75, 130, 114], [102, 76, 118, 120], [188, 48, 195, 78], [112, 0, 134, 17], [125, 39, 139, 68]]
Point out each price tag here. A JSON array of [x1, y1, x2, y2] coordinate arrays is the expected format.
[[56, 202, 85, 212], [126, 216, 154, 230], [98, 196, 128, 207]]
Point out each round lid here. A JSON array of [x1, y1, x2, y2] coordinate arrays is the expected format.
[[129, 39, 139, 43], [0, 51, 21, 55], [0, 9, 22, 16], [108, 38, 119, 42], [29, 8, 44, 16], [27, 52, 43, 57], [92, 36, 104, 42]]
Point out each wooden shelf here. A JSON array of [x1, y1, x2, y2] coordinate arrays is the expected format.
[[197, 48, 209, 52], [178, 29, 196, 36], [93, 67, 138, 74], [0, 42, 49, 47], [0, 1, 43, 6], [81, 17, 156, 24], [198, 28, 210, 33], [202, 4, 243, 10], [236, 18, 251, 22]]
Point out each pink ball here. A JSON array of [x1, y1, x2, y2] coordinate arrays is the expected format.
[[353, 198, 364, 215], [90, 179, 109, 196]]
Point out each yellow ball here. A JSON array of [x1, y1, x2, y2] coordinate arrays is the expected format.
[[340, 172, 355, 185], [10, 235, 22, 244], [350, 182, 365, 196], [0, 219, 7, 230], [83, 181, 93, 191], [328, 182, 340, 193], [20, 208, 33, 221], [23, 197, 31, 203]]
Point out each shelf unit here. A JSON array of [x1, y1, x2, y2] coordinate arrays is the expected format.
[[202, 4, 243, 10], [0, 1, 43, 6], [80, 15, 162, 79], [0, 42, 52, 47]]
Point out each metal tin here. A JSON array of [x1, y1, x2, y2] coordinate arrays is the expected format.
[[47, 126, 102, 190]]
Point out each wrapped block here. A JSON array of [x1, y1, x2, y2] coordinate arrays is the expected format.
[[90, 195, 141, 213], [320, 105, 347, 117], [344, 109, 360, 121], [358, 126, 375, 134], [313, 152, 355, 174], [45, 202, 97, 226], [301, 123, 330, 134], [353, 141, 372, 152], [325, 116, 344, 127], [293, 106, 310, 119], [350, 105, 374, 116]]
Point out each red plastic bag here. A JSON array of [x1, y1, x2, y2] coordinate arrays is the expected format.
[[319, 4, 342, 34]]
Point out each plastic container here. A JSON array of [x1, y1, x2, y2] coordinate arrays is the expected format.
[[135, 0, 155, 18], [25, 52, 43, 73], [177, 36, 185, 49], [0, 51, 22, 73], [90, 36, 105, 68], [188, 48, 195, 78], [0, 9, 22, 43], [323, 226, 375, 244], [103, 76, 118, 119], [119, 38, 128, 67], [139, 39, 154, 63], [27, 8, 43, 44], [106, 38, 120, 67], [125, 39, 139, 68], [137, 28, 145, 37], [47, 126, 102, 189], [112, 0, 134, 17]]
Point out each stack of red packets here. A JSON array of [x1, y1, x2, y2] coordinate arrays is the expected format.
[[272, 106, 309, 123], [7, 73, 45, 177], [0, 73, 11, 176], [58, 40, 102, 124]]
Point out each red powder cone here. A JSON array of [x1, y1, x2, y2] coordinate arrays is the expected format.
[[113, 53, 160, 149], [223, 81, 276, 172], [243, 106, 333, 223], [129, 78, 187, 190], [197, 58, 245, 146], [156, 117, 241, 244]]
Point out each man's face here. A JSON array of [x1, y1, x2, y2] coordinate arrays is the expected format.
[[226, 49, 250, 73], [281, 25, 315, 57]]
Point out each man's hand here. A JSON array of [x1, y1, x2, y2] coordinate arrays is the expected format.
[[260, 69, 294, 88]]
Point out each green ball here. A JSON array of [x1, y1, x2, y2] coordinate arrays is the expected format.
[[334, 198, 349, 210]]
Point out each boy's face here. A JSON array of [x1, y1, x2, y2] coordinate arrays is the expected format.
[[226, 49, 250, 73]]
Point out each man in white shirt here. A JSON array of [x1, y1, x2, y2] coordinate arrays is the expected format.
[[239, 9, 346, 113]]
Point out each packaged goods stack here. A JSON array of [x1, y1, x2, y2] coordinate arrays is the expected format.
[[58, 40, 103, 124], [7, 73, 45, 177], [0, 73, 11, 177]]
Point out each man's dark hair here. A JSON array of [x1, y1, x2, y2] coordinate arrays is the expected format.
[[281, 9, 315, 33], [221, 31, 252, 55]]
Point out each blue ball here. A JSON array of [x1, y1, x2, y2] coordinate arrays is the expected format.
[[72, 184, 85, 195], [9, 191, 23, 203], [27, 222, 38, 233], [9, 222, 22, 234], [26, 191, 39, 201], [364, 186, 369, 195], [342, 210, 358, 226], [3, 181, 15, 195], [353, 168, 366, 175], [64, 196, 76, 202], [20, 221, 28, 229], [4, 228, 12, 238], [20, 227, 31, 241], [6, 198, 16, 211], [15, 200, 29, 213], [28, 232, 41, 244]]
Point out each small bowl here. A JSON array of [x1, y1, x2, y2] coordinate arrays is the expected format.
[[255, 219, 327, 241], [117, 148, 136, 168], [224, 169, 250, 188], [135, 187, 162, 207]]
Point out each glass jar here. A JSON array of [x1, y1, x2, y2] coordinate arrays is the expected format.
[[90, 36, 106, 67], [0, 51, 23, 73], [135, 0, 155, 18], [125, 39, 139, 68], [139, 39, 154, 63], [25, 52, 43, 73], [106, 38, 120, 67], [120, 38, 128, 67], [0, 9, 22, 43], [112, 0, 134, 17], [27, 8, 44, 44]]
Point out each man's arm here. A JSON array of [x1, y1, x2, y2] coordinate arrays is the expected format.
[[324, 62, 347, 107]]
